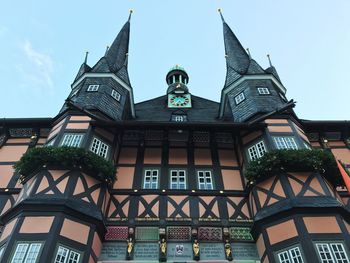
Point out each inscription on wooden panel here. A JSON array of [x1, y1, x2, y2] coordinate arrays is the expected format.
[[200, 243, 225, 260], [99, 242, 126, 261], [231, 242, 260, 260], [133, 243, 158, 260]]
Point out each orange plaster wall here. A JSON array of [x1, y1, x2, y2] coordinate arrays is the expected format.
[[144, 148, 162, 164], [0, 165, 14, 188], [242, 131, 263, 145], [37, 138, 47, 144], [256, 234, 266, 258], [169, 148, 187, 164], [303, 216, 341, 234], [118, 147, 138, 164], [0, 218, 17, 242], [328, 141, 346, 147], [60, 218, 90, 244], [70, 116, 91, 121], [65, 122, 90, 130], [266, 219, 298, 245], [267, 126, 293, 133], [20, 216, 54, 233], [264, 119, 289, 124], [331, 148, 350, 164], [0, 145, 28, 162], [113, 167, 134, 189], [92, 232, 102, 257], [194, 149, 212, 165], [218, 150, 238, 166], [221, 169, 243, 190], [6, 138, 31, 144]]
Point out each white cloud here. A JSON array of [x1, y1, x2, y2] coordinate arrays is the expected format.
[[19, 40, 54, 92]]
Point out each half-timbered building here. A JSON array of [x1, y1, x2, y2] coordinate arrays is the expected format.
[[0, 11, 349, 263]]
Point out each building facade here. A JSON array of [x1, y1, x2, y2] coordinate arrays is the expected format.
[[0, 11, 350, 263]]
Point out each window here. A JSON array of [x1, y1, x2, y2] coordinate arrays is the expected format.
[[87, 84, 99, 92], [277, 246, 304, 263], [143, 169, 159, 189], [273, 137, 298, 150], [46, 138, 56, 147], [11, 242, 42, 263], [247, 141, 266, 161], [90, 137, 109, 158], [61, 134, 84, 147], [174, 116, 185, 122], [197, 171, 213, 190], [316, 242, 349, 263], [111, 89, 121, 101], [54, 245, 81, 263], [234, 92, 245, 105], [257, 87, 270, 95], [170, 170, 186, 189]]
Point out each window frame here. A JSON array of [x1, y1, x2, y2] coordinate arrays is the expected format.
[[10, 241, 43, 263], [86, 84, 99, 92], [273, 136, 298, 150], [257, 87, 270, 95], [234, 92, 245, 105], [169, 169, 187, 189], [60, 133, 84, 147], [111, 89, 121, 101], [197, 170, 214, 190], [315, 242, 350, 263], [247, 140, 267, 161], [276, 245, 304, 263], [143, 169, 159, 189], [54, 244, 82, 263], [89, 137, 109, 159]]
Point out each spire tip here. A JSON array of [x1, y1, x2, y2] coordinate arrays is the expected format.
[[218, 8, 225, 22], [267, 54, 273, 67], [84, 51, 89, 64], [128, 9, 133, 21]]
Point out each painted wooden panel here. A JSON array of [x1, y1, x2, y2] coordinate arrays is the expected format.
[[143, 148, 162, 164], [108, 195, 130, 218], [266, 219, 298, 245], [0, 165, 14, 188], [113, 167, 134, 189], [167, 195, 190, 218], [194, 149, 212, 165], [331, 148, 350, 164], [60, 218, 90, 244], [118, 147, 138, 164], [19, 216, 54, 233], [66, 122, 90, 130], [221, 169, 243, 190], [0, 145, 28, 162], [218, 149, 238, 166], [303, 216, 341, 234], [168, 148, 187, 164], [267, 126, 293, 133], [226, 197, 250, 220]]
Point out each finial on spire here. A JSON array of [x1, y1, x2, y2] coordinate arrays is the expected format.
[[246, 48, 251, 59], [267, 54, 273, 67], [105, 46, 109, 56], [84, 51, 89, 64], [218, 8, 225, 22], [128, 9, 133, 21]]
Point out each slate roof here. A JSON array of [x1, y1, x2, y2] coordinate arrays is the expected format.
[[134, 95, 233, 122]]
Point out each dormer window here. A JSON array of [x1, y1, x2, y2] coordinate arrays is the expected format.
[[234, 92, 245, 105], [87, 84, 99, 92], [111, 89, 121, 101], [257, 87, 270, 95]]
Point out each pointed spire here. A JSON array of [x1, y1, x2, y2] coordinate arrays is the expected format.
[[267, 54, 273, 67], [218, 8, 225, 22], [84, 51, 89, 64], [219, 10, 250, 75]]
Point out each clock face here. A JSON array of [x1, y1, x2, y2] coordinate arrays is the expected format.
[[168, 94, 191, 108]]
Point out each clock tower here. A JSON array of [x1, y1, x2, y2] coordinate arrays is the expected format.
[[166, 65, 192, 108]]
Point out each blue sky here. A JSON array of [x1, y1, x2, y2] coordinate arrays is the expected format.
[[0, 1, 349, 120]]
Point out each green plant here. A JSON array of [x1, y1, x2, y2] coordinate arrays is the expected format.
[[244, 149, 344, 186], [14, 146, 116, 185]]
